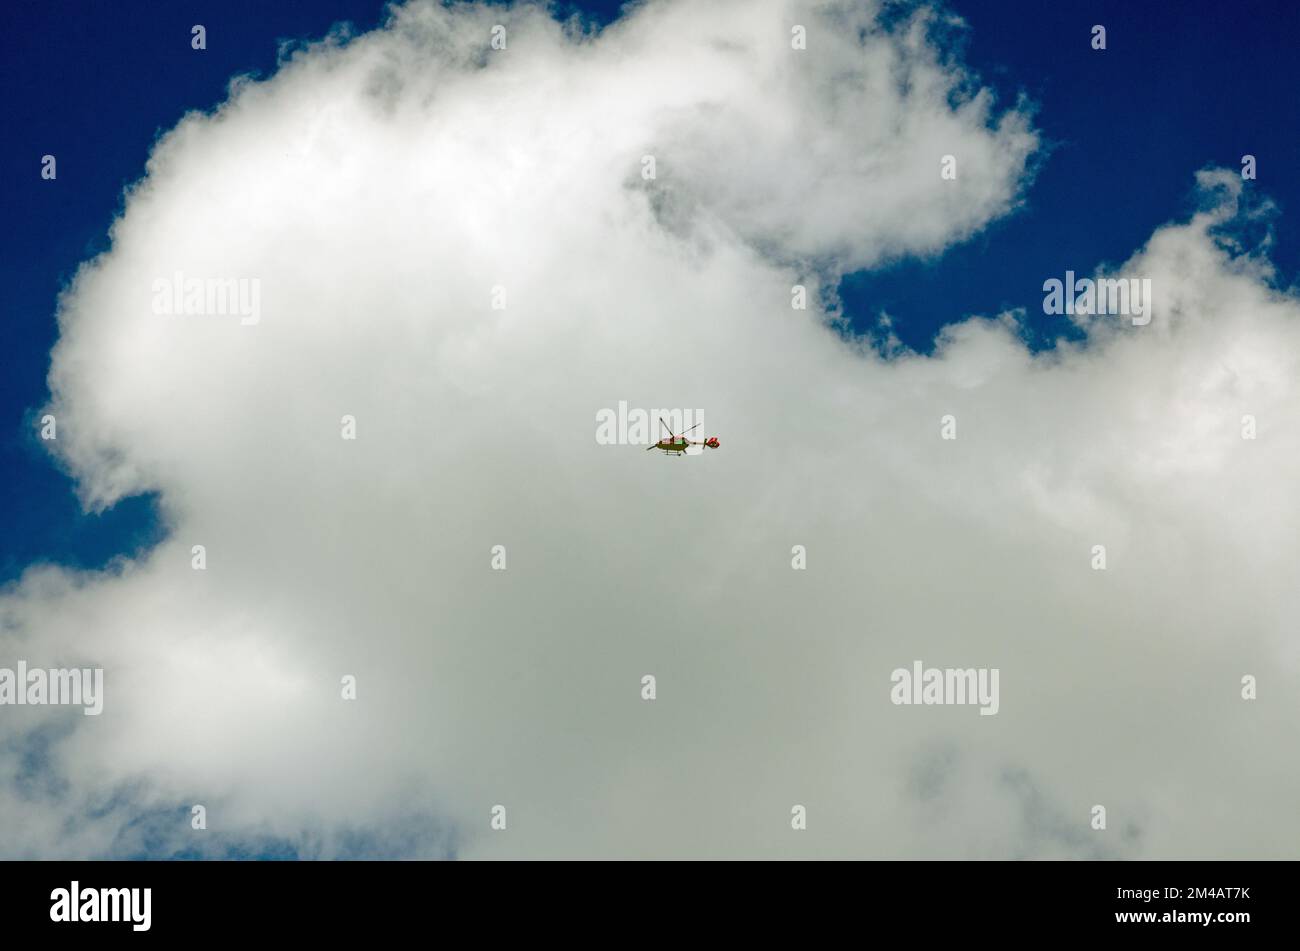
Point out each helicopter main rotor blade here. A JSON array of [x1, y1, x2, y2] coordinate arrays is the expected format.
[[677, 422, 701, 438]]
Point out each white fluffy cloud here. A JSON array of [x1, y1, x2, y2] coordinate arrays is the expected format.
[[2, 0, 1297, 859]]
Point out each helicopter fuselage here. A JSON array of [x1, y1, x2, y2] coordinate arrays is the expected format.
[[653, 439, 689, 455]]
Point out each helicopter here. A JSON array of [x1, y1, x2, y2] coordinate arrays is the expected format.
[[645, 417, 721, 456]]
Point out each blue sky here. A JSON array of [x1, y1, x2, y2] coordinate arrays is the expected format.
[[2, 0, 1298, 584]]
